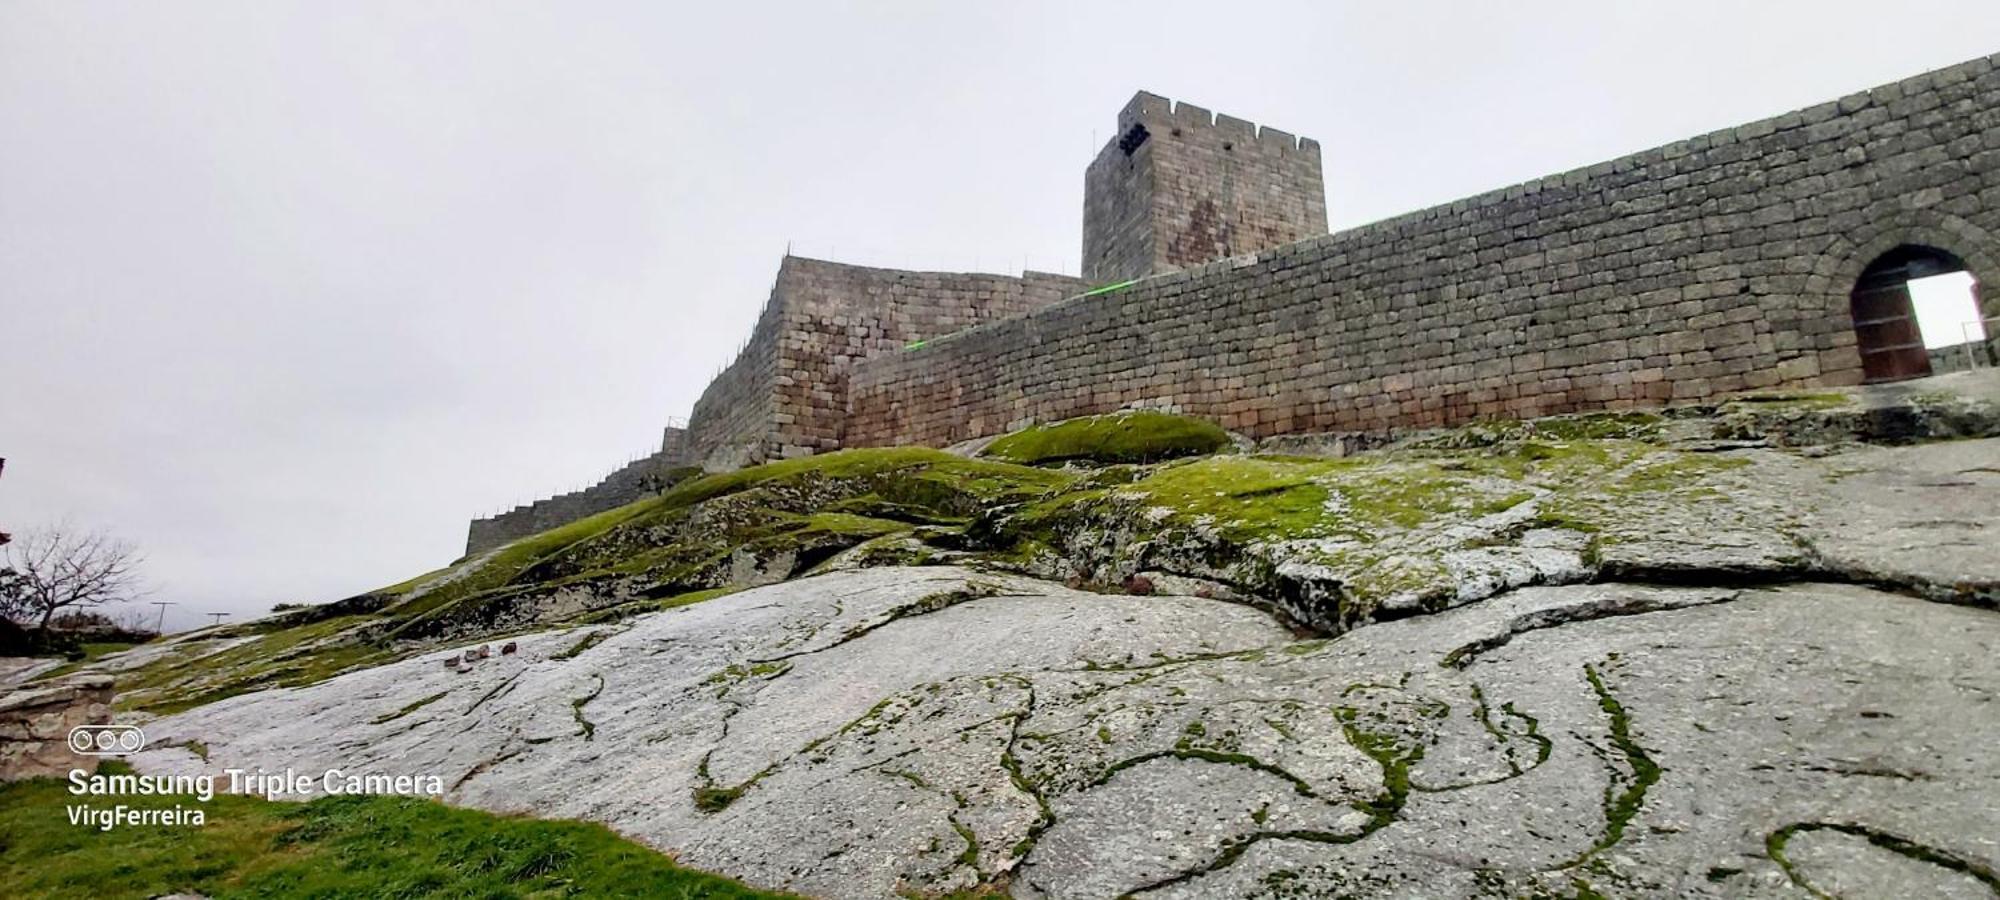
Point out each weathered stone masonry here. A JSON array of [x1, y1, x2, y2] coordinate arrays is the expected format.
[[723, 257, 1083, 463], [846, 55, 2000, 446], [0, 675, 113, 782], [681, 256, 1085, 469]]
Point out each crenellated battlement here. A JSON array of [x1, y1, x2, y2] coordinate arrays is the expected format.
[[1109, 91, 1319, 156]]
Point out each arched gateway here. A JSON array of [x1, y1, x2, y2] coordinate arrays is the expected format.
[[1849, 245, 1979, 384]]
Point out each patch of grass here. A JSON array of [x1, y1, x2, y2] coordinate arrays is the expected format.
[[1332, 705, 1424, 830], [1527, 411, 1665, 442], [1566, 663, 1661, 866], [1766, 821, 2000, 897], [1725, 390, 1853, 410], [1449, 439, 1630, 483], [1318, 466, 1535, 533], [0, 762, 788, 899], [371, 564, 455, 597], [370, 691, 448, 725], [982, 410, 1231, 466], [1129, 453, 1545, 544], [552, 630, 612, 661], [113, 616, 396, 714], [78, 641, 140, 661], [93, 448, 1071, 717], [662, 448, 1064, 509], [1405, 411, 1663, 449], [692, 785, 745, 813], [384, 497, 672, 621], [795, 512, 912, 538], [1129, 456, 1347, 541], [1612, 455, 1752, 494], [704, 661, 792, 687], [32, 641, 145, 680], [951, 817, 980, 869], [572, 587, 740, 624], [571, 674, 605, 741]]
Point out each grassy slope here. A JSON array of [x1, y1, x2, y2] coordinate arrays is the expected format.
[[982, 410, 1230, 465], [28, 641, 146, 682], [0, 763, 786, 900], [97, 449, 1072, 714]]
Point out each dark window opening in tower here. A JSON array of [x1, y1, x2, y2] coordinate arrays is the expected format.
[[1118, 123, 1149, 156]]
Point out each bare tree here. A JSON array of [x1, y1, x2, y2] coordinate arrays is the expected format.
[[0, 566, 22, 622], [3, 526, 145, 632]]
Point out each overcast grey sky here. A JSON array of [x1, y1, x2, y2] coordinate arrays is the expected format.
[[5, 1, 1998, 631]]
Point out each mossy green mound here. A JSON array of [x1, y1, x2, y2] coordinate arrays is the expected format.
[[973, 423, 1762, 627], [995, 436, 1654, 548], [0, 762, 784, 899], [982, 410, 1230, 466]]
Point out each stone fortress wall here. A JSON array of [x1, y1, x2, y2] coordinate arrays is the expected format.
[[466, 258, 1082, 554], [465, 442, 692, 555], [676, 256, 1086, 470], [846, 55, 2000, 446], [681, 280, 788, 472], [469, 53, 2000, 555], [733, 256, 1084, 463], [1931, 333, 2000, 373]]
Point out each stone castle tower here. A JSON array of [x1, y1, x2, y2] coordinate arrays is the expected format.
[[1082, 91, 1328, 284]]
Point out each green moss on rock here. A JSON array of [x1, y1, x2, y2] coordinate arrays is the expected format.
[[982, 411, 1230, 466], [573, 587, 739, 624], [99, 448, 1072, 714], [1405, 411, 1664, 450]]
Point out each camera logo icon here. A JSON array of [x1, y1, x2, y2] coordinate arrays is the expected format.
[[68, 724, 146, 756]]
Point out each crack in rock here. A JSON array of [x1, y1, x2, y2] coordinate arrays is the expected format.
[[1440, 587, 1741, 669]]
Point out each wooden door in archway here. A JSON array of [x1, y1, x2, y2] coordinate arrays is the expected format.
[[1850, 257, 1936, 383]]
